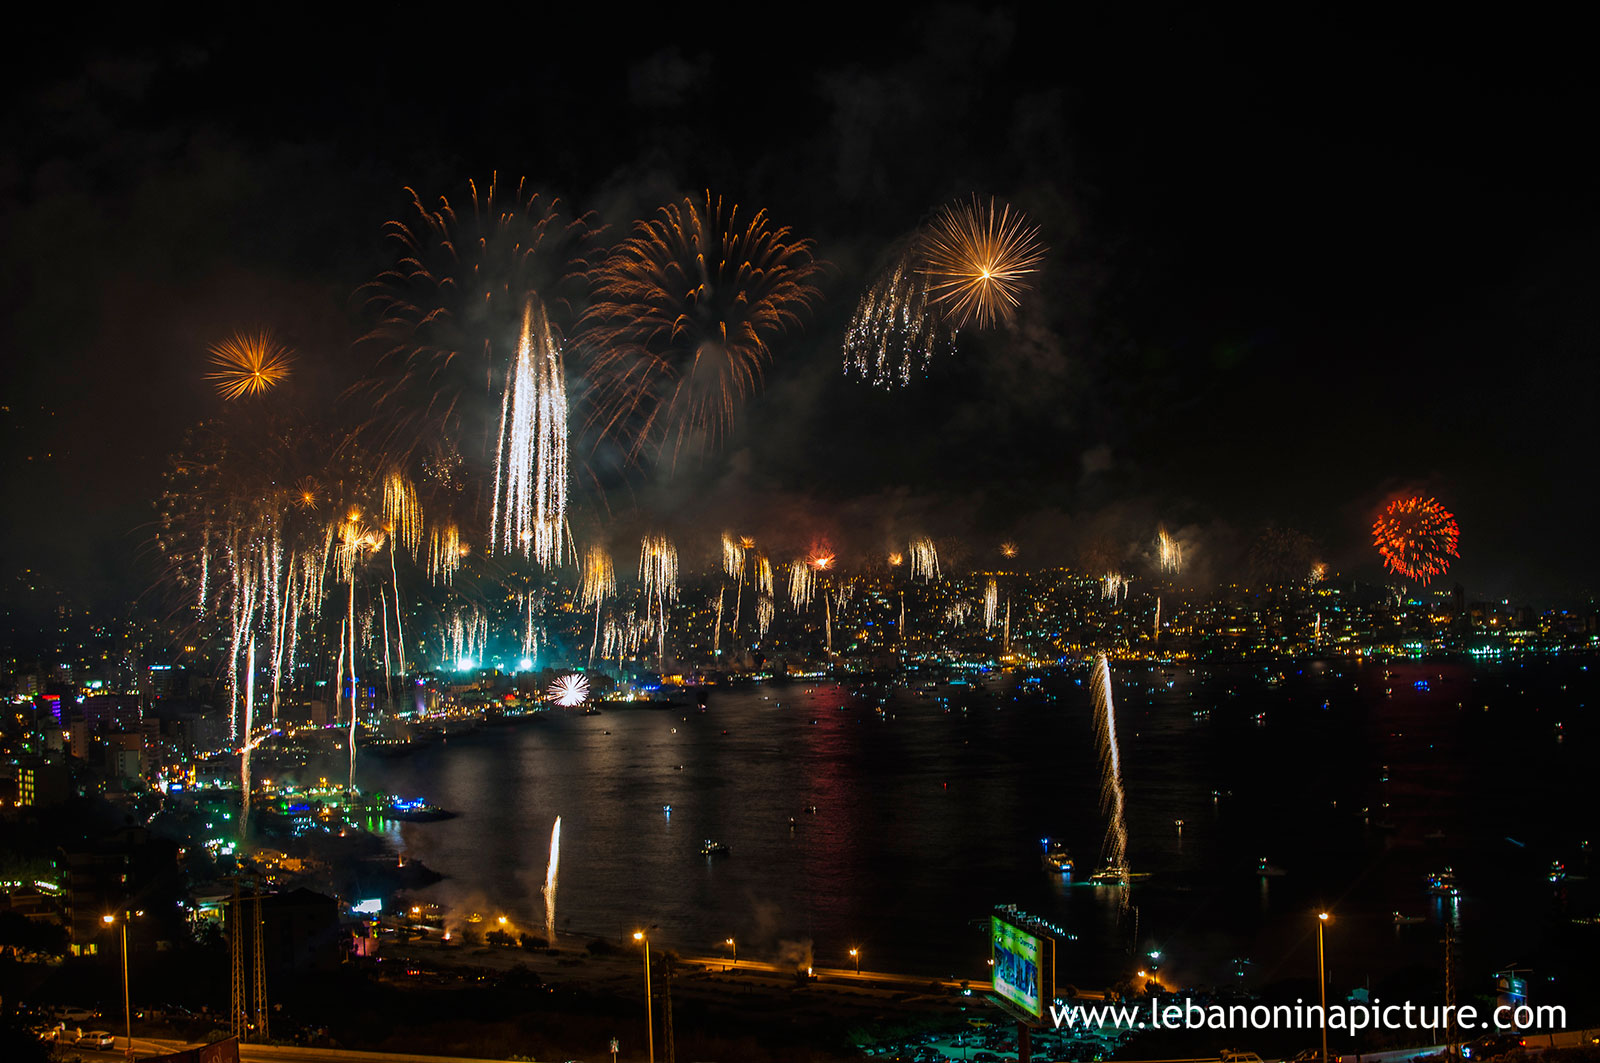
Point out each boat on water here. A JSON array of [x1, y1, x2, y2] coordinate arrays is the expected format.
[[1041, 841, 1074, 874], [1257, 857, 1287, 877], [1427, 868, 1460, 896], [1087, 864, 1149, 885], [701, 839, 730, 857], [1393, 911, 1426, 925], [386, 798, 457, 822], [1550, 861, 1568, 883]]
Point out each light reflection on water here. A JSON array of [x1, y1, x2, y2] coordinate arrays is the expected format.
[[353, 658, 1598, 995]]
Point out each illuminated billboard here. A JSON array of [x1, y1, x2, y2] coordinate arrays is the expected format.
[[991, 913, 1051, 1021]]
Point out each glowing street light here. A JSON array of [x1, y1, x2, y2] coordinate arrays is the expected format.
[[104, 911, 133, 1060], [1317, 912, 1331, 1063], [725, 937, 736, 968], [849, 946, 860, 975], [627, 928, 646, 1063]]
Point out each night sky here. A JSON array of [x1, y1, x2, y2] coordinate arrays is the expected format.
[[3, 6, 1596, 614]]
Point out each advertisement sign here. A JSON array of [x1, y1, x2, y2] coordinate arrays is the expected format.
[[991, 914, 1045, 1020]]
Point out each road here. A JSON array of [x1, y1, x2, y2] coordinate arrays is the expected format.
[[678, 952, 996, 991], [64, 1024, 1599, 1063]]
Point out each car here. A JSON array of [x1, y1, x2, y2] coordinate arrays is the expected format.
[[58, 1007, 98, 1023], [83, 1031, 117, 1049], [1220, 1052, 1264, 1063], [1462, 1036, 1522, 1061]]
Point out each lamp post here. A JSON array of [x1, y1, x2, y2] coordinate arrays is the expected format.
[[725, 937, 736, 969], [849, 947, 860, 975], [104, 912, 132, 1060], [1317, 913, 1330, 1063], [633, 930, 653, 1063]]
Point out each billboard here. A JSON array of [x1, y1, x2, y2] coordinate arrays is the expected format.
[[991, 914, 1050, 1021]]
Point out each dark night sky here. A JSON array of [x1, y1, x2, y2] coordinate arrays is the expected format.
[[2, 5, 1596, 614]]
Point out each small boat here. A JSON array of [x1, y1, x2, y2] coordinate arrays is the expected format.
[[1550, 861, 1568, 883], [1042, 841, 1074, 874], [386, 799, 456, 822], [701, 839, 730, 857], [803, 805, 819, 814], [1393, 911, 1426, 926], [1257, 858, 1287, 877], [1087, 864, 1148, 885], [1427, 868, 1460, 896]]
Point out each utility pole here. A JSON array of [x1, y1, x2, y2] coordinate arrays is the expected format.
[[1443, 923, 1458, 1057], [229, 883, 244, 1041], [252, 891, 268, 1041], [663, 954, 676, 1063]]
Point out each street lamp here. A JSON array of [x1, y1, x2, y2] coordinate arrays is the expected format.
[[849, 947, 860, 975], [633, 930, 653, 1063], [104, 912, 132, 1060], [725, 937, 736, 968], [1317, 913, 1330, 1063]]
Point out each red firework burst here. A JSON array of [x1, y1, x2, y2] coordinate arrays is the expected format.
[[1372, 497, 1460, 585]]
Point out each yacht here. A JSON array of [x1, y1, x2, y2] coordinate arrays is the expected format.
[[701, 839, 730, 857], [1041, 841, 1074, 874], [1427, 868, 1460, 896]]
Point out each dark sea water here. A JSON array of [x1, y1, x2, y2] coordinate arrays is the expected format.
[[354, 656, 1600, 1010]]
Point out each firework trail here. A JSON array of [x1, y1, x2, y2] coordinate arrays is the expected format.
[[382, 472, 423, 558], [887, 552, 904, 568], [207, 330, 293, 400], [722, 532, 746, 578], [984, 578, 999, 630], [756, 594, 775, 638], [1101, 573, 1125, 601], [580, 544, 616, 666], [544, 816, 562, 947], [1309, 561, 1327, 583], [549, 674, 590, 707], [909, 537, 940, 582], [639, 535, 679, 670], [1091, 653, 1130, 887], [720, 532, 746, 646], [921, 196, 1046, 328], [714, 586, 724, 656], [728, 535, 755, 635], [898, 592, 907, 645], [844, 241, 955, 387], [490, 299, 568, 567], [388, 544, 407, 684], [1372, 497, 1460, 585], [754, 555, 774, 597], [1003, 598, 1011, 654], [428, 524, 464, 585], [788, 560, 816, 611], [355, 176, 594, 487], [1153, 596, 1161, 643], [1000, 541, 1018, 560], [1156, 528, 1182, 574], [582, 193, 825, 464], [944, 600, 973, 627], [240, 634, 257, 838]]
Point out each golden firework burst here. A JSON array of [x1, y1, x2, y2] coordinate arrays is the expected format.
[[206, 330, 293, 399], [293, 477, 320, 510], [920, 196, 1046, 328]]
